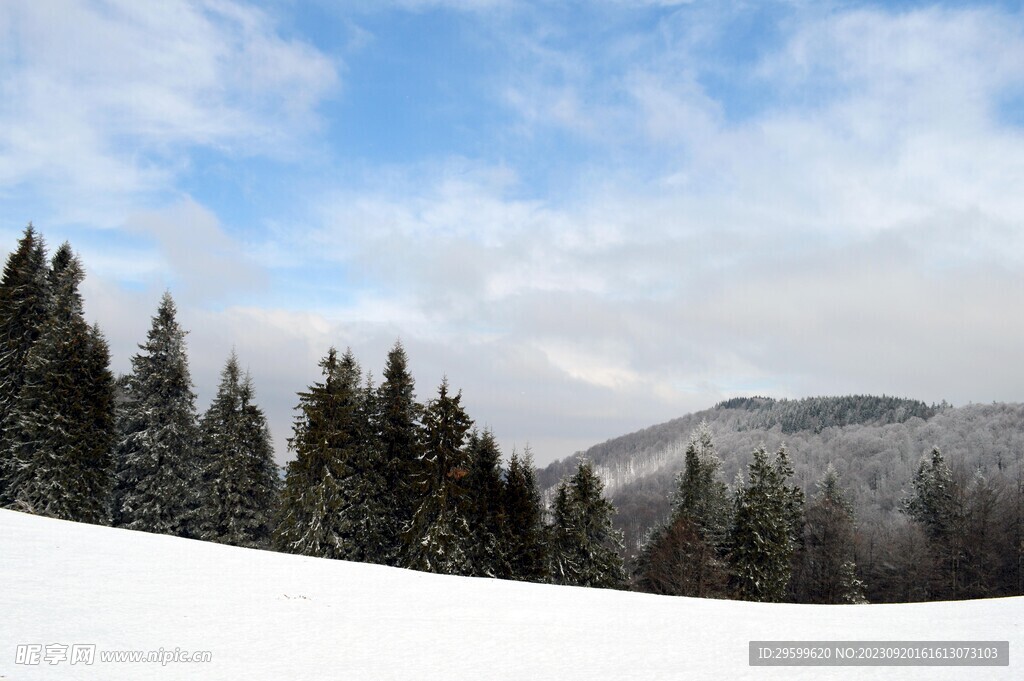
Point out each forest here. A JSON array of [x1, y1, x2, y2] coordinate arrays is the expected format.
[[1, 226, 1022, 604], [541, 395, 1024, 602]]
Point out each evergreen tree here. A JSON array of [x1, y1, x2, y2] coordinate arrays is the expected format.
[[634, 422, 731, 597], [729, 445, 805, 602], [548, 459, 626, 589], [404, 378, 474, 574], [335, 372, 393, 564], [503, 445, 548, 582], [376, 340, 422, 564], [674, 421, 732, 548], [4, 246, 115, 523], [901, 447, 967, 598], [466, 428, 510, 578], [112, 292, 200, 536], [196, 352, 279, 548], [0, 225, 50, 502], [903, 447, 959, 541], [274, 348, 361, 558], [793, 466, 866, 603]]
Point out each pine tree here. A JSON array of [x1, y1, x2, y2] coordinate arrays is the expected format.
[[674, 421, 732, 547], [793, 465, 866, 603], [465, 428, 510, 578], [335, 372, 393, 564], [634, 422, 731, 597], [196, 352, 279, 548], [729, 445, 805, 602], [0, 225, 50, 503], [548, 459, 626, 589], [404, 378, 474, 574], [112, 292, 200, 536], [901, 447, 967, 598], [4, 245, 115, 523], [503, 445, 548, 582], [376, 340, 422, 564], [903, 447, 959, 541], [274, 348, 361, 558]]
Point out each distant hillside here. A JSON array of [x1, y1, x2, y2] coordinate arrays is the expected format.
[[538, 396, 1024, 555], [714, 395, 938, 433]]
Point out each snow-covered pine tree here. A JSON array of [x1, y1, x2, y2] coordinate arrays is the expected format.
[[376, 340, 423, 564], [112, 292, 201, 536], [548, 459, 626, 589], [634, 422, 731, 597], [334, 372, 393, 564], [729, 445, 805, 602], [901, 447, 967, 598], [903, 447, 960, 540], [274, 348, 359, 558], [4, 245, 115, 523], [503, 445, 548, 582], [0, 225, 50, 503], [793, 465, 866, 603], [675, 421, 732, 547], [196, 352, 279, 548], [404, 378, 474, 575], [466, 428, 511, 578]]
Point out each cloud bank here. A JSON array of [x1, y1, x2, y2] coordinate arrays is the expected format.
[[4, 1, 1024, 466]]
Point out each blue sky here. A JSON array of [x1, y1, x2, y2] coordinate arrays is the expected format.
[[3, 0, 1024, 466]]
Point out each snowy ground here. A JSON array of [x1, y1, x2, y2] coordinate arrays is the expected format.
[[1, 509, 1020, 680]]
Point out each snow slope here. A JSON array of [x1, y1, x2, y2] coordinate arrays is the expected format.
[[1, 509, 1020, 680]]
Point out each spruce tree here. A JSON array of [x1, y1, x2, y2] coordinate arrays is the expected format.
[[675, 421, 732, 547], [729, 445, 805, 602], [901, 447, 967, 598], [4, 245, 115, 522], [466, 428, 510, 578], [504, 445, 548, 582], [903, 447, 959, 541], [274, 348, 360, 558], [196, 352, 279, 548], [793, 466, 866, 603], [112, 292, 200, 536], [404, 378, 474, 574], [335, 372, 393, 564], [376, 340, 422, 563], [548, 459, 626, 589], [0, 225, 50, 502], [634, 422, 731, 597]]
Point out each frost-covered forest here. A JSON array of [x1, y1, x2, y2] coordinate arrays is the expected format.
[[2, 226, 1022, 604], [541, 396, 1024, 602]]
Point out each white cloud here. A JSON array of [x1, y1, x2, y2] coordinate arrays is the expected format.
[[10, 2, 1024, 467], [242, 4, 1024, 465], [324, 0, 512, 12], [124, 196, 267, 303], [0, 0, 338, 223]]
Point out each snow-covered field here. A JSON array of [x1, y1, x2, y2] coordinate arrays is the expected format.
[[1, 509, 1020, 680]]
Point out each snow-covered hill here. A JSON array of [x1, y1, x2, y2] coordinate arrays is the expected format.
[[1, 509, 1020, 680], [540, 400, 1024, 553]]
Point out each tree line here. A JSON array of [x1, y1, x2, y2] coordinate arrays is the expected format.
[[4, 225, 1020, 601], [630, 420, 1024, 603], [0, 226, 626, 588]]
